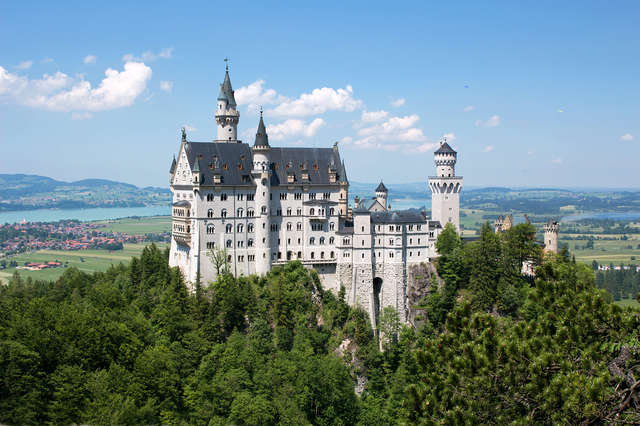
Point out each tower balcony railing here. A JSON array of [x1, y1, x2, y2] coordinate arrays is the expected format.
[[173, 230, 191, 247], [428, 175, 463, 180]]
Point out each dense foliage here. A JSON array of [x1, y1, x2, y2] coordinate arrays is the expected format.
[[594, 262, 640, 301], [1, 234, 639, 424]]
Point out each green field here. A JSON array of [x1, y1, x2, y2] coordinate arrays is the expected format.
[[563, 235, 640, 266], [94, 215, 171, 234], [0, 243, 168, 284], [615, 298, 640, 309]]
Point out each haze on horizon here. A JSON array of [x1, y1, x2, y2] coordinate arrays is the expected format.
[[1, 1, 639, 189]]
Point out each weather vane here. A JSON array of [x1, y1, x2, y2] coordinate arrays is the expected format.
[[224, 57, 230, 71]]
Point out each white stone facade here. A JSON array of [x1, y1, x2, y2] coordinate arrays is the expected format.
[[169, 69, 457, 326]]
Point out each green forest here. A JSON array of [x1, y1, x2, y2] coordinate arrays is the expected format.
[[1, 224, 639, 424]]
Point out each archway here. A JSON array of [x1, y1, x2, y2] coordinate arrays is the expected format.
[[373, 277, 383, 328]]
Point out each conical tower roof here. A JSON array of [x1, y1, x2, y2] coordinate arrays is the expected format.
[[169, 156, 177, 174], [192, 157, 200, 173], [217, 69, 236, 107], [376, 181, 388, 192], [435, 141, 456, 154], [254, 112, 269, 148], [339, 160, 348, 183]]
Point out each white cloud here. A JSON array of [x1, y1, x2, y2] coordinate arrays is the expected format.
[[391, 98, 405, 107], [483, 145, 494, 152], [416, 142, 440, 153], [0, 61, 152, 112], [442, 132, 456, 142], [267, 118, 326, 141], [15, 60, 33, 70], [83, 55, 97, 64], [122, 47, 173, 62], [475, 114, 501, 127], [620, 133, 634, 141], [361, 110, 389, 123], [269, 85, 362, 117], [527, 150, 536, 156], [463, 105, 475, 112], [349, 114, 431, 152], [159, 80, 173, 92], [340, 136, 353, 144], [41, 57, 54, 64], [71, 112, 92, 120], [551, 157, 563, 164], [235, 80, 286, 111], [183, 125, 197, 132]]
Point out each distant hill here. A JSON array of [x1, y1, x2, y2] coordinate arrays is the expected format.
[[0, 174, 171, 211]]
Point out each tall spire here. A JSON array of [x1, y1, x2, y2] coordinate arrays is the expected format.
[[254, 108, 269, 148], [217, 63, 236, 107]]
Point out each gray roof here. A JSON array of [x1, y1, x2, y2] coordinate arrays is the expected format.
[[339, 160, 348, 183], [376, 181, 388, 192], [172, 200, 191, 207], [370, 209, 427, 224], [169, 156, 176, 174], [217, 70, 236, 107], [254, 114, 269, 147], [181, 142, 345, 187], [435, 142, 456, 154]]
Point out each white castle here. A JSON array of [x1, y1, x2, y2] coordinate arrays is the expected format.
[[169, 68, 462, 326]]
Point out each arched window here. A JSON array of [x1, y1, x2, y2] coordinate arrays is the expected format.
[[311, 252, 315, 259], [237, 208, 243, 217], [329, 237, 334, 244], [247, 208, 254, 217], [287, 208, 292, 216], [297, 251, 302, 259], [310, 208, 315, 215], [310, 237, 315, 245], [226, 223, 232, 233], [226, 239, 232, 248], [247, 223, 254, 233], [330, 251, 335, 258], [330, 208, 335, 215], [329, 222, 335, 231], [186, 226, 190, 233], [237, 240, 243, 247], [207, 209, 214, 218], [319, 237, 325, 245], [207, 224, 215, 234], [221, 209, 227, 218], [247, 238, 253, 247], [261, 206, 267, 214], [237, 224, 243, 233], [297, 222, 302, 231], [286, 222, 292, 231], [320, 251, 325, 259]]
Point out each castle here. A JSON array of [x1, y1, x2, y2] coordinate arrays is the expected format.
[[168, 68, 462, 326]]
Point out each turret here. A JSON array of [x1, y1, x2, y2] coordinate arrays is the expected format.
[[375, 181, 388, 211], [544, 219, 559, 253], [215, 63, 240, 142], [434, 140, 457, 177], [252, 112, 271, 274]]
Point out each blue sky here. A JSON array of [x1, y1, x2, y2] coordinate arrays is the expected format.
[[1, 1, 639, 188]]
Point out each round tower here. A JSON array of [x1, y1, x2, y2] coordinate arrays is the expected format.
[[252, 112, 272, 274], [428, 140, 463, 233], [215, 64, 240, 142], [544, 219, 559, 253], [375, 181, 388, 211]]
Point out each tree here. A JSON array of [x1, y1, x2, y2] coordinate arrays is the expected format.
[[207, 248, 230, 276], [435, 222, 462, 256], [379, 306, 401, 349]]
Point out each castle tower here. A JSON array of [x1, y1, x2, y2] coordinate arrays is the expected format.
[[428, 140, 463, 232], [375, 181, 388, 211], [215, 64, 240, 142], [544, 219, 559, 253], [252, 112, 272, 274]]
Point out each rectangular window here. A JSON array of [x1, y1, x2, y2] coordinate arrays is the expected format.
[[247, 194, 254, 201], [280, 193, 287, 200], [309, 193, 316, 200], [294, 193, 302, 200], [237, 194, 243, 201]]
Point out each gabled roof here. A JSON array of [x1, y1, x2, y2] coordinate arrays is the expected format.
[[435, 141, 456, 154], [376, 181, 388, 192]]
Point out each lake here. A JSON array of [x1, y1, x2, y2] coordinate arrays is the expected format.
[[0, 205, 170, 224]]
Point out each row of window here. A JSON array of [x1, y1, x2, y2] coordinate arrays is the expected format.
[[205, 192, 332, 202], [205, 207, 336, 218], [207, 193, 255, 202]]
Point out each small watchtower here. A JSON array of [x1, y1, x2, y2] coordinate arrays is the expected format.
[[543, 219, 559, 253], [375, 181, 388, 211]]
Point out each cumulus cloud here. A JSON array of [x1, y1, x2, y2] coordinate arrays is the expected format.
[[267, 118, 326, 141], [183, 125, 197, 132], [0, 61, 152, 112], [361, 110, 389, 123], [346, 114, 432, 152], [475, 114, 501, 127], [620, 133, 634, 141], [483, 145, 494, 152], [235, 80, 286, 111], [269, 85, 362, 117], [442, 132, 456, 142], [463, 105, 475, 112], [83, 55, 97, 64], [159, 80, 173, 92], [15, 60, 33, 70], [122, 47, 173, 62], [416, 142, 440, 153], [391, 98, 405, 107]]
